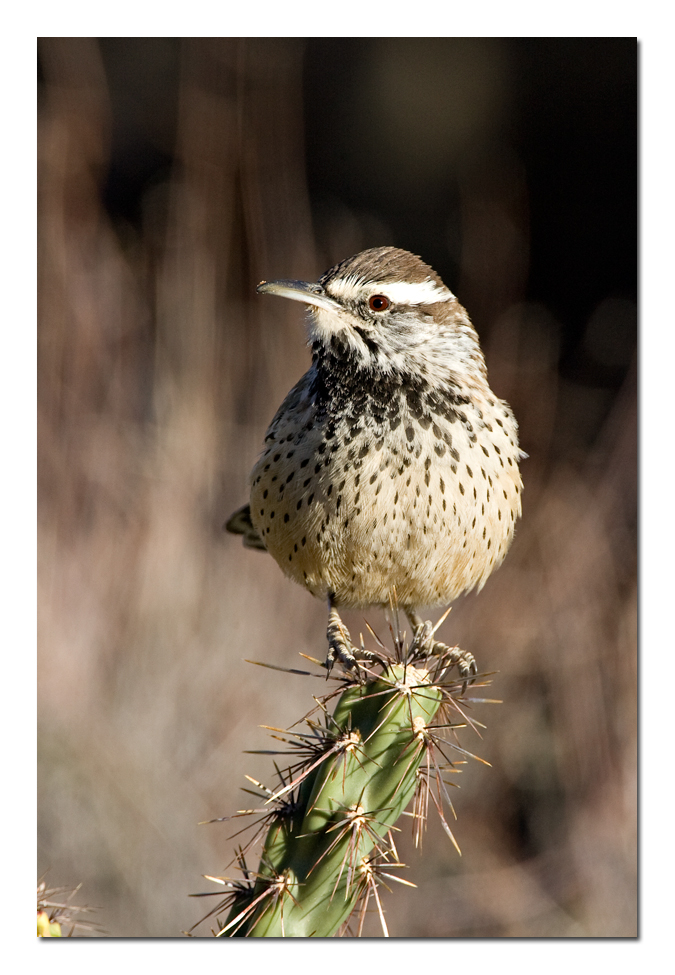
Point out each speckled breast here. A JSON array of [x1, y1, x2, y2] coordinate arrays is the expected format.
[[249, 378, 522, 611]]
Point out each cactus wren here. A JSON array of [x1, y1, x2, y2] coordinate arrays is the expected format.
[[227, 247, 523, 677]]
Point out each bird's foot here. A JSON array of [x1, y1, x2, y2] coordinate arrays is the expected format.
[[325, 603, 378, 680], [408, 618, 477, 693]]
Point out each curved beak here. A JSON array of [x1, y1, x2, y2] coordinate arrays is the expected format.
[[257, 279, 341, 313]]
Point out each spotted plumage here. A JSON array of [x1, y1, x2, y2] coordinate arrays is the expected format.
[[227, 247, 523, 674]]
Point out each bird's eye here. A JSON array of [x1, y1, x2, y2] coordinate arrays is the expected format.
[[369, 294, 390, 312]]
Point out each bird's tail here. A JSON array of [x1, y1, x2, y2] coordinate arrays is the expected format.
[[224, 503, 267, 550]]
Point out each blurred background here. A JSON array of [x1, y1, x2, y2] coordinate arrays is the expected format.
[[37, 37, 637, 937]]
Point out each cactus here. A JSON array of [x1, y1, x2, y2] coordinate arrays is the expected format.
[[191, 615, 492, 937], [37, 879, 100, 937], [37, 911, 62, 938]]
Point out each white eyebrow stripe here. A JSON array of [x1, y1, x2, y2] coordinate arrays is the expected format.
[[373, 280, 455, 305], [328, 276, 454, 305]]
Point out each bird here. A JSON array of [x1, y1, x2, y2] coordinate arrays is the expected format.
[[226, 246, 523, 678]]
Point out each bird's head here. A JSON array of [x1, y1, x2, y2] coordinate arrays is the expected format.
[[257, 246, 486, 383]]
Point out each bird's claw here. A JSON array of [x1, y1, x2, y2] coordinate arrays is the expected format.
[[325, 611, 378, 680], [409, 622, 477, 693], [325, 614, 356, 675]]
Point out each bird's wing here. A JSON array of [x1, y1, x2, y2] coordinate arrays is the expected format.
[[224, 503, 267, 551]]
